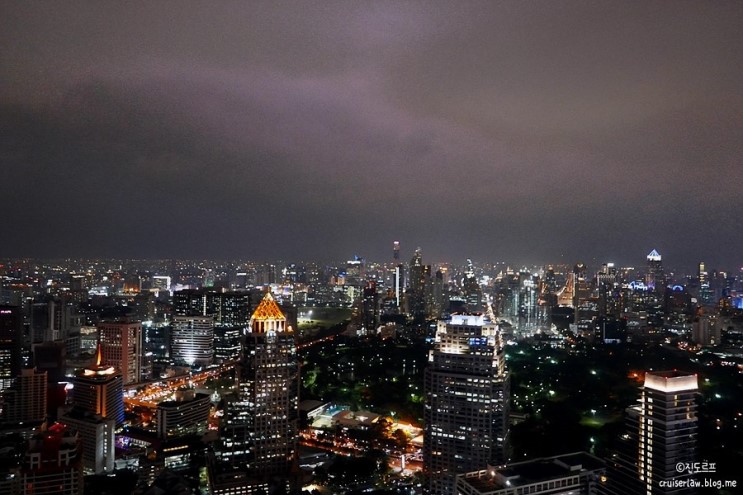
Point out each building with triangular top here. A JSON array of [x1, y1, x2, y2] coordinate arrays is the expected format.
[[645, 249, 664, 292], [213, 291, 299, 495]]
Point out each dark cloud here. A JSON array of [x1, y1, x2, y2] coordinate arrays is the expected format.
[[1, 2, 742, 270]]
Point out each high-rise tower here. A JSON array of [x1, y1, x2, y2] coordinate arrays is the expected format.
[[70, 346, 124, 425], [604, 371, 698, 495], [423, 314, 510, 495], [409, 248, 431, 319], [171, 315, 215, 366], [0, 306, 22, 391], [218, 292, 299, 493], [645, 250, 664, 292], [97, 318, 142, 385]]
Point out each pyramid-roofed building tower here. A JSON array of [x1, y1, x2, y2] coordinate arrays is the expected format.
[[214, 292, 299, 495]]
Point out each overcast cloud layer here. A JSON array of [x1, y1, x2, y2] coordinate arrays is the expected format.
[[2, 2, 742, 271]]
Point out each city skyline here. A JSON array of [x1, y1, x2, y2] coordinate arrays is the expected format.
[[2, 3, 743, 268]]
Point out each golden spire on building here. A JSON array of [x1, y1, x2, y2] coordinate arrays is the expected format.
[[250, 291, 289, 333]]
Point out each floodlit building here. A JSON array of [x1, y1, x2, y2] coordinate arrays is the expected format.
[[71, 347, 124, 425], [645, 250, 664, 292], [216, 292, 299, 493], [603, 371, 698, 495], [171, 315, 215, 366], [424, 314, 510, 495]]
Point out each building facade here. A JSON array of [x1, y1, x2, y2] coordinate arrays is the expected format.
[[603, 370, 698, 495], [424, 314, 511, 495], [171, 315, 215, 366], [59, 410, 115, 474], [2, 368, 47, 424], [0, 306, 23, 392], [97, 319, 142, 385], [71, 350, 124, 425], [156, 389, 211, 439], [216, 292, 299, 493]]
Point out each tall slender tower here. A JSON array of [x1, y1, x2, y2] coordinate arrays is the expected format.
[[646, 250, 664, 292], [423, 314, 510, 495], [604, 370, 698, 495], [409, 248, 430, 318], [0, 306, 23, 391], [219, 292, 299, 492]]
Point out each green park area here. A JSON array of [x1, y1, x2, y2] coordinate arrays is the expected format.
[[298, 307, 353, 334]]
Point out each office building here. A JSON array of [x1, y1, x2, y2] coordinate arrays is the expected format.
[[156, 389, 211, 439], [456, 452, 606, 495], [214, 326, 243, 363], [217, 292, 299, 493], [645, 250, 664, 292], [97, 318, 142, 384], [0, 306, 23, 391], [71, 348, 124, 425], [173, 289, 209, 317], [603, 371, 698, 495], [2, 368, 47, 424], [213, 291, 251, 327], [362, 281, 379, 333], [20, 423, 83, 495], [171, 315, 215, 366], [424, 314, 510, 495], [409, 248, 433, 319], [59, 409, 115, 474]]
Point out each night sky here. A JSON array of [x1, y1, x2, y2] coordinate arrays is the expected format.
[[2, 2, 742, 271]]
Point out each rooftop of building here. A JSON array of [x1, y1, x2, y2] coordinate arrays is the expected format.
[[23, 423, 82, 472], [332, 409, 381, 427], [644, 370, 698, 393], [447, 313, 489, 326], [250, 292, 286, 322], [459, 452, 605, 493], [61, 408, 112, 424], [157, 391, 211, 408]]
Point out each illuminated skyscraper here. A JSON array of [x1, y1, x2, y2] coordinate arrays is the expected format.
[[70, 347, 124, 425], [393, 240, 400, 262], [424, 314, 510, 495], [97, 318, 142, 385], [0, 306, 22, 391], [217, 292, 299, 493], [604, 371, 698, 495], [409, 248, 431, 318], [698, 261, 713, 305], [171, 315, 215, 366], [645, 250, 664, 292]]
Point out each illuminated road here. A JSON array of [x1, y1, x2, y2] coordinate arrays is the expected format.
[[124, 360, 237, 409]]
